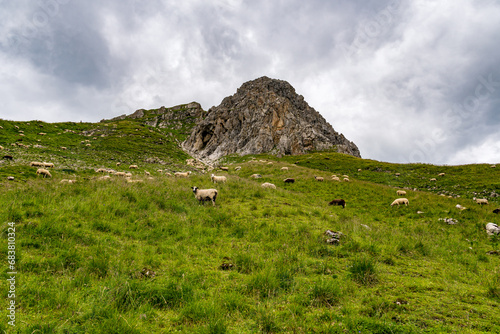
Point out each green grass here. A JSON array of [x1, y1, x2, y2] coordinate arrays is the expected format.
[[0, 118, 499, 333]]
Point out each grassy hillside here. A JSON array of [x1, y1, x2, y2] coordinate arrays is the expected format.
[[0, 119, 500, 333]]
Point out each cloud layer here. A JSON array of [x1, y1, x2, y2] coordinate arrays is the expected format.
[[1, 0, 499, 164]]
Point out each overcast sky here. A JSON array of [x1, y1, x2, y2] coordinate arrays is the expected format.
[[1, 0, 500, 165]]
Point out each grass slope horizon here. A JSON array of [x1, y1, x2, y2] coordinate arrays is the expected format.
[[1, 114, 500, 333]]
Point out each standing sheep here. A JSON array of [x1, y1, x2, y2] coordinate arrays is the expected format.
[[192, 186, 218, 206], [284, 178, 295, 184], [329, 199, 346, 208], [211, 174, 227, 183], [396, 190, 407, 196], [391, 198, 409, 206], [129, 165, 138, 169], [281, 167, 289, 171], [175, 171, 192, 178], [474, 198, 489, 205], [314, 176, 324, 182], [486, 223, 500, 236], [36, 168, 52, 178]]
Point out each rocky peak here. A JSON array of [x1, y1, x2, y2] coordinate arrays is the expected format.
[[182, 76, 361, 161]]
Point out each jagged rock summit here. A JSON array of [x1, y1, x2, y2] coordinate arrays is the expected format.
[[182, 76, 361, 161]]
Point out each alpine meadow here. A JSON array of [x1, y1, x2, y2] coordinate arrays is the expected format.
[[1, 99, 500, 333]]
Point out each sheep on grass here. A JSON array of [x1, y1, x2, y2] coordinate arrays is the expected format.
[[391, 198, 409, 206], [284, 178, 295, 184], [192, 186, 218, 206], [474, 198, 489, 205], [36, 168, 52, 178], [329, 199, 346, 208], [486, 223, 500, 236], [175, 171, 192, 178], [261, 182, 276, 189], [397, 190, 407, 196], [314, 176, 324, 182], [211, 174, 227, 183]]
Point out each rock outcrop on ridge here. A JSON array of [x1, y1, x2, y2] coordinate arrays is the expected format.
[[182, 76, 360, 161]]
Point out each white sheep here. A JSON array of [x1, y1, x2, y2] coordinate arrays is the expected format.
[[331, 176, 340, 181], [438, 173, 445, 176], [474, 198, 489, 205], [145, 171, 151, 176], [116, 162, 121, 166], [430, 178, 437, 182], [261, 182, 276, 189], [486, 223, 500, 236], [397, 190, 407, 196], [235, 166, 241, 171], [342, 175, 349, 178], [125, 172, 132, 178], [391, 198, 409, 206], [250, 174, 262, 179], [314, 176, 324, 182], [174, 171, 192, 178], [165, 172, 172, 176], [129, 164, 138, 169], [211, 174, 227, 183], [30, 161, 43, 167], [115, 172, 126, 177], [96, 168, 107, 173], [157, 169, 163, 173], [220, 167, 229, 171], [192, 186, 218, 206], [36, 168, 52, 178], [281, 167, 289, 171], [343, 178, 350, 182]]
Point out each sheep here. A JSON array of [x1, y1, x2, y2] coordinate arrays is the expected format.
[[395, 173, 401, 177], [61, 147, 67, 150], [250, 174, 262, 179], [3, 155, 13, 160], [116, 162, 121, 166], [284, 178, 295, 184], [343, 178, 350, 182], [129, 165, 138, 169], [396, 190, 407, 196], [96, 168, 107, 173], [438, 173, 445, 176], [145, 171, 151, 176], [211, 174, 227, 183], [7, 176, 14, 181], [358, 169, 362, 172], [30, 161, 43, 167], [220, 167, 229, 171], [125, 172, 133, 178], [491, 165, 496, 168], [314, 176, 324, 182], [391, 198, 409, 206], [165, 172, 172, 176], [331, 176, 340, 181], [493, 208, 500, 214], [474, 198, 488, 205], [60, 179, 76, 184], [192, 186, 218, 206], [0, 145, 3, 150], [281, 167, 289, 171], [43, 163, 54, 168], [342, 175, 349, 178], [261, 182, 276, 189], [486, 223, 500, 236], [85, 143, 91, 147], [329, 199, 346, 208], [38, 132, 46, 135], [430, 178, 437, 181], [115, 172, 126, 177], [235, 166, 241, 171], [98, 175, 111, 181], [157, 169, 163, 173], [36, 168, 52, 178], [456, 204, 467, 210], [174, 171, 192, 178]]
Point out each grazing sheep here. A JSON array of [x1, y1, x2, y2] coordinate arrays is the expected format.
[[250, 174, 262, 179], [397, 190, 407, 196], [331, 176, 340, 181], [474, 198, 489, 205], [85, 143, 91, 147], [116, 162, 121, 166], [342, 175, 349, 178], [165, 172, 172, 176], [174, 171, 192, 178], [491, 165, 496, 168], [61, 147, 67, 150], [157, 169, 163, 173], [129, 165, 138, 169], [125, 172, 132, 178], [36, 168, 52, 178], [192, 186, 218, 206], [43, 163, 54, 168], [261, 182, 276, 189], [284, 178, 295, 184], [358, 169, 362, 172], [395, 173, 401, 176], [438, 173, 445, 176], [329, 199, 346, 208], [98, 175, 111, 181], [281, 167, 289, 171], [430, 178, 437, 182], [115, 172, 126, 177], [211, 174, 227, 183], [60, 179, 76, 184], [235, 166, 241, 171], [7, 176, 14, 181], [96, 168, 107, 173], [391, 198, 409, 206], [486, 223, 500, 236], [220, 167, 229, 171], [145, 171, 151, 176], [38, 132, 46, 135], [343, 178, 350, 182], [314, 176, 324, 182], [493, 208, 500, 214], [30, 161, 43, 167]]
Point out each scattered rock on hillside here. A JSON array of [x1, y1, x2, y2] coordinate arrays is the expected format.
[[439, 218, 458, 225], [325, 230, 345, 245]]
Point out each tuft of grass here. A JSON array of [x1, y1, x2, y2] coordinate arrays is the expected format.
[[349, 256, 378, 285]]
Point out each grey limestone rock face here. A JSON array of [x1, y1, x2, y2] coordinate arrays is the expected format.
[[182, 76, 361, 161]]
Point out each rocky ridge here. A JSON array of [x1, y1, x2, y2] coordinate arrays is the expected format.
[[182, 76, 360, 162]]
